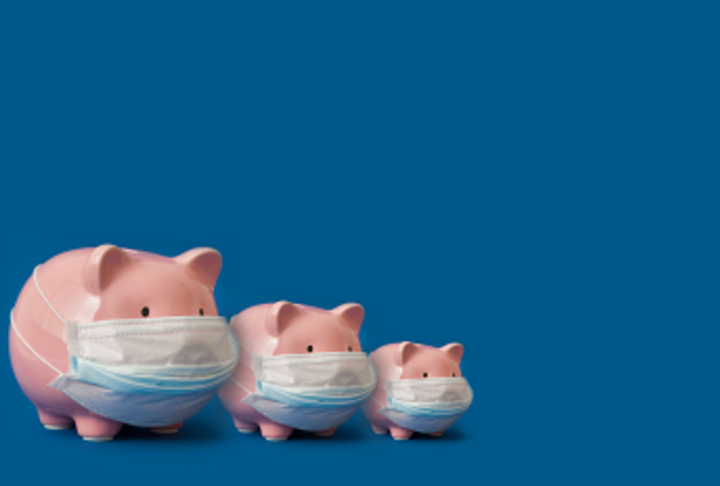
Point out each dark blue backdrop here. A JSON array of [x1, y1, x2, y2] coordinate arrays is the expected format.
[[1, 2, 718, 485]]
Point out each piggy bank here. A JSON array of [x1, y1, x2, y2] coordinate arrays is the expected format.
[[362, 342, 473, 440], [9, 245, 238, 441], [218, 301, 376, 441]]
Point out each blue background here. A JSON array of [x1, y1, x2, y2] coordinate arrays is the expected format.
[[1, 2, 718, 485]]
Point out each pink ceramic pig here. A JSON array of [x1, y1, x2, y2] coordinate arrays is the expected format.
[[218, 301, 376, 441], [9, 245, 236, 441], [362, 342, 472, 440]]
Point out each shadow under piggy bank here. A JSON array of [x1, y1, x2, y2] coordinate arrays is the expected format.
[[113, 420, 223, 442]]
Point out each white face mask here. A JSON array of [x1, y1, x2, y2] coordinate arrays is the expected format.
[[378, 377, 473, 434], [233, 339, 377, 431], [15, 265, 238, 428]]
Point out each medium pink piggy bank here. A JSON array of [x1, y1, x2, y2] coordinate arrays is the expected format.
[[218, 301, 377, 441], [362, 342, 473, 440], [9, 245, 238, 441]]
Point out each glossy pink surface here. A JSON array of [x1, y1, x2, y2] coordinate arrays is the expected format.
[[362, 341, 464, 440], [9, 245, 222, 440], [217, 301, 365, 440]]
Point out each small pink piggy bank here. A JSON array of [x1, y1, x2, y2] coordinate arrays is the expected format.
[[218, 301, 377, 441], [362, 342, 473, 440], [9, 245, 238, 441]]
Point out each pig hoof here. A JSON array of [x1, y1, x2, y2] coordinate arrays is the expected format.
[[237, 428, 257, 434], [371, 426, 387, 435], [74, 416, 123, 439], [38, 410, 73, 429], [258, 422, 292, 440], [150, 428, 179, 435], [265, 436, 287, 442], [392, 436, 410, 441], [83, 436, 114, 442]]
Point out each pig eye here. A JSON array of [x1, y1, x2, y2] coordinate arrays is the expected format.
[[423, 372, 428, 378], [348, 346, 353, 352], [452, 373, 456, 377], [199, 308, 204, 316], [141, 306, 150, 318], [307, 345, 313, 353]]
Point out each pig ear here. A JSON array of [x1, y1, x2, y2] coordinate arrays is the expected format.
[[266, 301, 299, 337], [331, 303, 365, 333], [175, 248, 222, 289], [83, 245, 134, 295], [441, 343, 464, 364], [395, 341, 419, 367]]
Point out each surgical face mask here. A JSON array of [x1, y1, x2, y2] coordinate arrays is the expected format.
[[378, 377, 473, 434], [13, 265, 238, 428], [233, 340, 377, 431]]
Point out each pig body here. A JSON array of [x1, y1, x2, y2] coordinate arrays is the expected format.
[[363, 342, 468, 440], [218, 301, 367, 441], [9, 245, 223, 441]]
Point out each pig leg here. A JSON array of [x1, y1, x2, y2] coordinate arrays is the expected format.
[[258, 419, 293, 441], [389, 425, 414, 440], [314, 427, 337, 437], [150, 422, 183, 435], [74, 413, 123, 442], [233, 418, 258, 433], [371, 424, 388, 435], [37, 408, 73, 430]]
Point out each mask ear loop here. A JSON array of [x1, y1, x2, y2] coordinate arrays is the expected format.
[[33, 265, 68, 325], [10, 311, 62, 376], [10, 265, 66, 376], [229, 333, 256, 395], [368, 366, 389, 408]]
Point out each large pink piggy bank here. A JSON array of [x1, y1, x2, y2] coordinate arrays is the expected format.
[[218, 301, 377, 441], [362, 342, 473, 440], [9, 245, 238, 441]]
